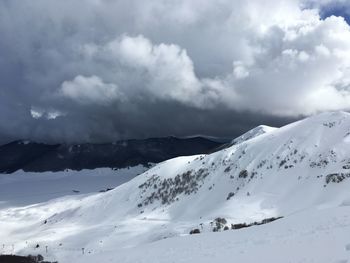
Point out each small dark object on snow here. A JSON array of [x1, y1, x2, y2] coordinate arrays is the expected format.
[[231, 223, 248, 230], [189, 229, 201, 234], [239, 170, 248, 178]]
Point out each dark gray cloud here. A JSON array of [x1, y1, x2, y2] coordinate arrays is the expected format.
[[0, 0, 349, 144]]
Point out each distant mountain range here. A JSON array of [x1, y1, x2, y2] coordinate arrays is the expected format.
[[0, 137, 224, 173]]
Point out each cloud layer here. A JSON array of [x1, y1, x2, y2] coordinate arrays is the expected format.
[[0, 0, 350, 143]]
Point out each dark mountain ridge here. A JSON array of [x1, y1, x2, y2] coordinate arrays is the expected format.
[[0, 137, 223, 174]]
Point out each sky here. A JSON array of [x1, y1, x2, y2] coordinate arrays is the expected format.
[[312, 0, 350, 24], [1, 0, 350, 144]]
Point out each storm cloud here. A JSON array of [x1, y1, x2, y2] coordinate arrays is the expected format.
[[0, 0, 350, 143]]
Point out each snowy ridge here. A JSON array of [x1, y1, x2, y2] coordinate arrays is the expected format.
[[2, 111, 350, 262], [232, 124, 277, 145]]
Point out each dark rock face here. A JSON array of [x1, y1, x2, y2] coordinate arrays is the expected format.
[[325, 173, 350, 184], [0, 137, 223, 173], [138, 168, 210, 207], [0, 254, 56, 263]]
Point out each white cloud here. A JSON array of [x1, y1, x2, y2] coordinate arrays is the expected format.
[[83, 35, 211, 107], [30, 108, 44, 119], [47, 110, 65, 120], [61, 75, 123, 105], [226, 13, 350, 116], [30, 107, 65, 120], [77, 9, 350, 116]]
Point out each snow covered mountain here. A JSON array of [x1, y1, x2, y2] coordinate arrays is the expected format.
[[231, 124, 277, 144], [2, 111, 350, 262]]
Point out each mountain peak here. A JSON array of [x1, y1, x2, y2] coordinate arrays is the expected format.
[[232, 124, 277, 145]]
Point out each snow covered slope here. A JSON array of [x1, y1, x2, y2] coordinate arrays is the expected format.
[[72, 206, 350, 263], [1, 111, 350, 262], [232, 124, 277, 144]]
